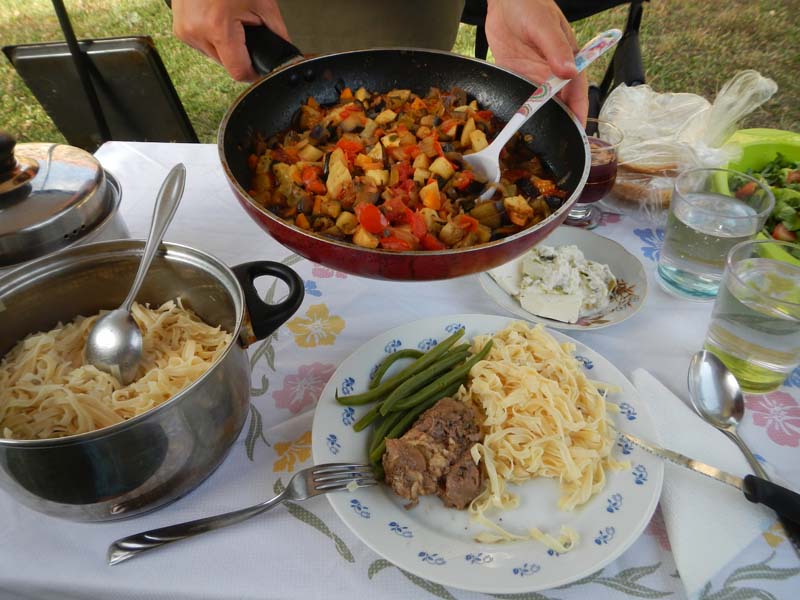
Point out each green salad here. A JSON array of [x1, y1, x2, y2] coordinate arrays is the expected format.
[[732, 153, 800, 242]]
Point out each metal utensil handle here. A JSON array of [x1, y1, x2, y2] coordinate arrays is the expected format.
[[121, 164, 186, 311], [108, 491, 286, 565], [743, 475, 800, 525], [487, 29, 621, 153], [722, 428, 770, 480], [724, 430, 800, 554]]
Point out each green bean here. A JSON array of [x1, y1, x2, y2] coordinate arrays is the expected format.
[[368, 410, 405, 458], [368, 349, 424, 389], [353, 404, 383, 432], [390, 339, 493, 412], [368, 381, 463, 464], [336, 328, 465, 405], [378, 346, 469, 416]]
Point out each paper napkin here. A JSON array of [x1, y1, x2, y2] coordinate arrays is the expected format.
[[631, 369, 773, 598]]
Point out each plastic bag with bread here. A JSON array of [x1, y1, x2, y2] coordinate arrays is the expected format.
[[598, 70, 777, 222]]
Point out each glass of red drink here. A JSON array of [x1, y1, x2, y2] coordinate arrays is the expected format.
[[566, 118, 624, 229]]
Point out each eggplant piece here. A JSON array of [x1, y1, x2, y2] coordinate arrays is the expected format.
[[544, 195, 565, 211], [515, 177, 539, 199]]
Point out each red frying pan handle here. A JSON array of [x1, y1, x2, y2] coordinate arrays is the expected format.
[[244, 25, 304, 76]]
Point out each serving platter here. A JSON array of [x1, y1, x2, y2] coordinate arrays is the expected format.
[[479, 226, 647, 330], [311, 314, 663, 594]]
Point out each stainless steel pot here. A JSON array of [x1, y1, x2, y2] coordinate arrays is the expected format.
[[0, 239, 304, 521]]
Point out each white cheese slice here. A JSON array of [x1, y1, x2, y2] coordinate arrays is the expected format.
[[519, 287, 583, 323], [488, 260, 522, 297]]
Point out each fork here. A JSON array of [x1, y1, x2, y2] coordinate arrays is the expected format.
[[107, 463, 376, 566], [463, 29, 621, 201]]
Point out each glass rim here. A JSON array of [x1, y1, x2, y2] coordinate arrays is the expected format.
[[586, 118, 624, 150], [674, 167, 775, 220], [726, 238, 800, 307]]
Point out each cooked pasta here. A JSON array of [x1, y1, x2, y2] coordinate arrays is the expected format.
[[457, 321, 624, 549], [0, 299, 232, 440]]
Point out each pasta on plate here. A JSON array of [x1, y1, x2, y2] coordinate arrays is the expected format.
[[0, 299, 232, 440], [458, 321, 625, 550]]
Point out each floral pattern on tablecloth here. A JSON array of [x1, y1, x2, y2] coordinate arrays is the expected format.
[[287, 304, 346, 347], [745, 391, 800, 447], [273, 363, 336, 414]]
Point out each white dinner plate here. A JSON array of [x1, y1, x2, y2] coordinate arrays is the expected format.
[[311, 314, 663, 594], [479, 226, 647, 330]]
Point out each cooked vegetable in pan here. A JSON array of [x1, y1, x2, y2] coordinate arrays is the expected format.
[[248, 86, 567, 251]]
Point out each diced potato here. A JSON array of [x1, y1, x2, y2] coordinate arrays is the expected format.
[[361, 119, 378, 140], [365, 169, 389, 186], [298, 145, 324, 162], [255, 154, 272, 174], [468, 99, 478, 109], [352, 225, 380, 249], [413, 153, 430, 169], [470, 200, 502, 228], [453, 105, 470, 113], [439, 220, 467, 246], [366, 143, 383, 161], [413, 168, 431, 185], [419, 207, 444, 235], [387, 89, 411, 103], [272, 163, 298, 196], [418, 135, 438, 158], [354, 87, 370, 102], [415, 125, 432, 140], [320, 198, 342, 219], [503, 195, 533, 226], [475, 223, 492, 244], [326, 148, 352, 199], [252, 172, 271, 193], [470, 130, 489, 152], [460, 117, 476, 148], [419, 180, 441, 209], [336, 211, 359, 235], [374, 109, 397, 126], [429, 156, 455, 180], [381, 133, 401, 148]]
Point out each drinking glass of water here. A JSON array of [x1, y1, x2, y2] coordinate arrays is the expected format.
[[566, 118, 623, 229], [657, 168, 774, 299], [704, 239, 800, 393]]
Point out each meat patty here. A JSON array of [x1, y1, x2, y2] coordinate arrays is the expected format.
[[382, 397, 483, 509]]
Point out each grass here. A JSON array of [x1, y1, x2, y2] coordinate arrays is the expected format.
[[1, 0, 797, 146]]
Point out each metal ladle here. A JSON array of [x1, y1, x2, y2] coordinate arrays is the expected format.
[[688, 350, 800, 553], [84, 164, 186, 384]]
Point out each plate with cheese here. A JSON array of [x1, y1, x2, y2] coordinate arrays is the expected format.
[[480, 226, 647, 330]]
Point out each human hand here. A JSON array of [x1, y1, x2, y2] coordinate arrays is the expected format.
[[486, 0, 588, 124], [171, 0, 290, 82]]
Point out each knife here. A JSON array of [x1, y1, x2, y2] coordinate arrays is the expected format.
[[622, 433, 800, 526]]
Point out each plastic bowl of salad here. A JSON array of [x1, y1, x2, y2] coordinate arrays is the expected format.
[[724, 128, 800, 263]]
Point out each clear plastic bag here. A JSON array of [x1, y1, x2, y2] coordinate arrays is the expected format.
[[598, 70, 778, 224]]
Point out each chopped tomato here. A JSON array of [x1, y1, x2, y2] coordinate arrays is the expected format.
[[379, 235, 413, 251], [396, 162, 415, 182], [301, 166, 326, 194], [355, 203, 388, 234], [247, 154, 258, 171], [402, 144, 421, 159], [336, 138, 364, 163], [451, 170, 475, 190], [421, 233, 446, 250], [735, 181, 757, 199], [475, 110, 493, 121], [455, 214, 480, 233], [270, 147, 299, 164], [409, 210, 428, 240], [382, 196, 409, 224], [772, 223, 797, 242]]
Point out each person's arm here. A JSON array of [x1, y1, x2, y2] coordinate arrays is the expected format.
[[171, 0, 290, 82], [485, 0, 588, 123]]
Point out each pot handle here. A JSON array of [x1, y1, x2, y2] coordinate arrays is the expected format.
[[232, 261, 304, 346], [244, 26, 304, 76]]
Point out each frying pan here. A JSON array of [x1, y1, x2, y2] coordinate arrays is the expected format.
[[218, 28, 590, 280]]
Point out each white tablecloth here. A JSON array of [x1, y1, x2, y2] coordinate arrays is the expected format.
[[1, 142, 798, 600]]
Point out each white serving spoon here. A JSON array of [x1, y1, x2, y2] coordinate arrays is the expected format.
[[463, 29, 622, 201]]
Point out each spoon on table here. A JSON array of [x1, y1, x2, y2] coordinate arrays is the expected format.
[[463, 28, 622, 201], [84, 164, 186, 385], [688, 350, 800, 554]]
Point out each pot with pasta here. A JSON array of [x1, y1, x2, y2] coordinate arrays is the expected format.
[[0, 239, 304, 521]]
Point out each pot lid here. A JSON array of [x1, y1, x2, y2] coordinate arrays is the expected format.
[[0, 133, 118, 268]]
